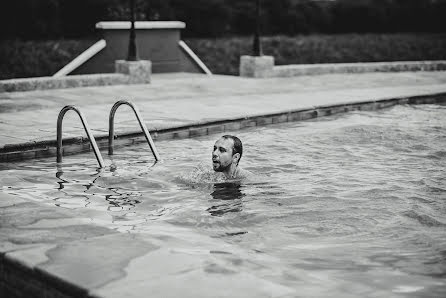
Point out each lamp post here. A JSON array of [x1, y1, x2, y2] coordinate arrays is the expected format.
[[127, 0, 139, 61], [240, 0, 272, 77], [252, 0, 262, 56]]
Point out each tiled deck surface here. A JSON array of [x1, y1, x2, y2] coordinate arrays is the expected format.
[[1, 71, 446, 297]]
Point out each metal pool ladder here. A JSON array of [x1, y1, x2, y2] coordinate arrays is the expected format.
[[109, 100, 160, 161], [57, 105, 105, 167]]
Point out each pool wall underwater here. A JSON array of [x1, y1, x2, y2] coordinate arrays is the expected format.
[[1, 93, 446, 298], [1, 92, 445, 163]]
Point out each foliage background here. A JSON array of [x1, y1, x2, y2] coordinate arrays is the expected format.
[[187, 33, 446, 75], [1, 0, 446, 79], [1, 0, 445, 39], [2, 33, 446, 79]]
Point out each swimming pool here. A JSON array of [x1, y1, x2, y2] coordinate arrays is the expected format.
[[1, 103, 445, 296]]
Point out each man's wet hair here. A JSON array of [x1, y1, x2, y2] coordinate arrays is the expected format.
[[222, 135, 243, 164]]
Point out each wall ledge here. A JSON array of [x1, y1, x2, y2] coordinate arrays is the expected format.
[[240, 59, 446, 78], [95, 21, 186, 30], [0, 73, 135, 92], [273, 60, 446, 77]]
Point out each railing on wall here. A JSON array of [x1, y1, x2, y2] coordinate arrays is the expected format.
[[53, 40, 107, 77]]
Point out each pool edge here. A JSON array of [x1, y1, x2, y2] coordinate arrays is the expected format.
[[1, 92, 445, 162]]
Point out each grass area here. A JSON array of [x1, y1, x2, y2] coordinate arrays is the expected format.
[[0, 39, 94, 80], [185, 33, 446, 75], [1, 33, 446, 79]]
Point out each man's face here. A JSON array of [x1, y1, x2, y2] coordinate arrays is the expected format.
[[212, 138, 235, 172]]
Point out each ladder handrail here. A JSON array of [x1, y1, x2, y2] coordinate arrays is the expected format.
[[57, 105, 105, 168], [109, 100, 161, 161]]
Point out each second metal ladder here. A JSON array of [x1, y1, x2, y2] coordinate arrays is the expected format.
[[109, 100, 160, 161]]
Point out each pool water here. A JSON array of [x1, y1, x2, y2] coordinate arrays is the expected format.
[[1, 104, 445, 296]]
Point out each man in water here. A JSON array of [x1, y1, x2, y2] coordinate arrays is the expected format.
[[212, 135, 250, 180]]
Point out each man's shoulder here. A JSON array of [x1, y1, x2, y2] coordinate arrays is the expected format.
[[235, 167, 253, 179]]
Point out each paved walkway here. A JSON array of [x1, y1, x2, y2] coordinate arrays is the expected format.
[[1, 71, 446, 151]]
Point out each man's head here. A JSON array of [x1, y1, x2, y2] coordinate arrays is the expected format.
[[212, 135, 243, 172]]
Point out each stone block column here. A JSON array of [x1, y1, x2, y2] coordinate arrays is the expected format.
[[115, 60, 152, 83], [239, 55, 274, 78]]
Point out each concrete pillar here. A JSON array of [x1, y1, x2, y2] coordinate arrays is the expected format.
[[115, 60, 152, 83], [239, 55, 274, 78]]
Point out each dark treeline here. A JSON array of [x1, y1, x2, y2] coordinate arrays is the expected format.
[[1, 0, 445, 40]]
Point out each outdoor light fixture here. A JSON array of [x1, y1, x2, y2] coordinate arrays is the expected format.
[[253, 0, 263, 56], [127, 0, 139, 61]]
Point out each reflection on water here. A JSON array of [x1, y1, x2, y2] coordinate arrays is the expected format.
[[54, 163, 146, 211], [207, 182, 245, 216]]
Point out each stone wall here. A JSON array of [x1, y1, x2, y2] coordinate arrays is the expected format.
[[240, 58, 446, 78], [0, 60, 152, 92]]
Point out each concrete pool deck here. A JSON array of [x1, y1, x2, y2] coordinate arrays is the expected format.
[[1, 71, 446, 297], [1, 71, 446, 162]]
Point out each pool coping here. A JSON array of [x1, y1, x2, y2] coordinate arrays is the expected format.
[[1, 92, 445, 163]]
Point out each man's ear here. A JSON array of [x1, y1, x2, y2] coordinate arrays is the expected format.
[[233, 153, 240, 164]]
